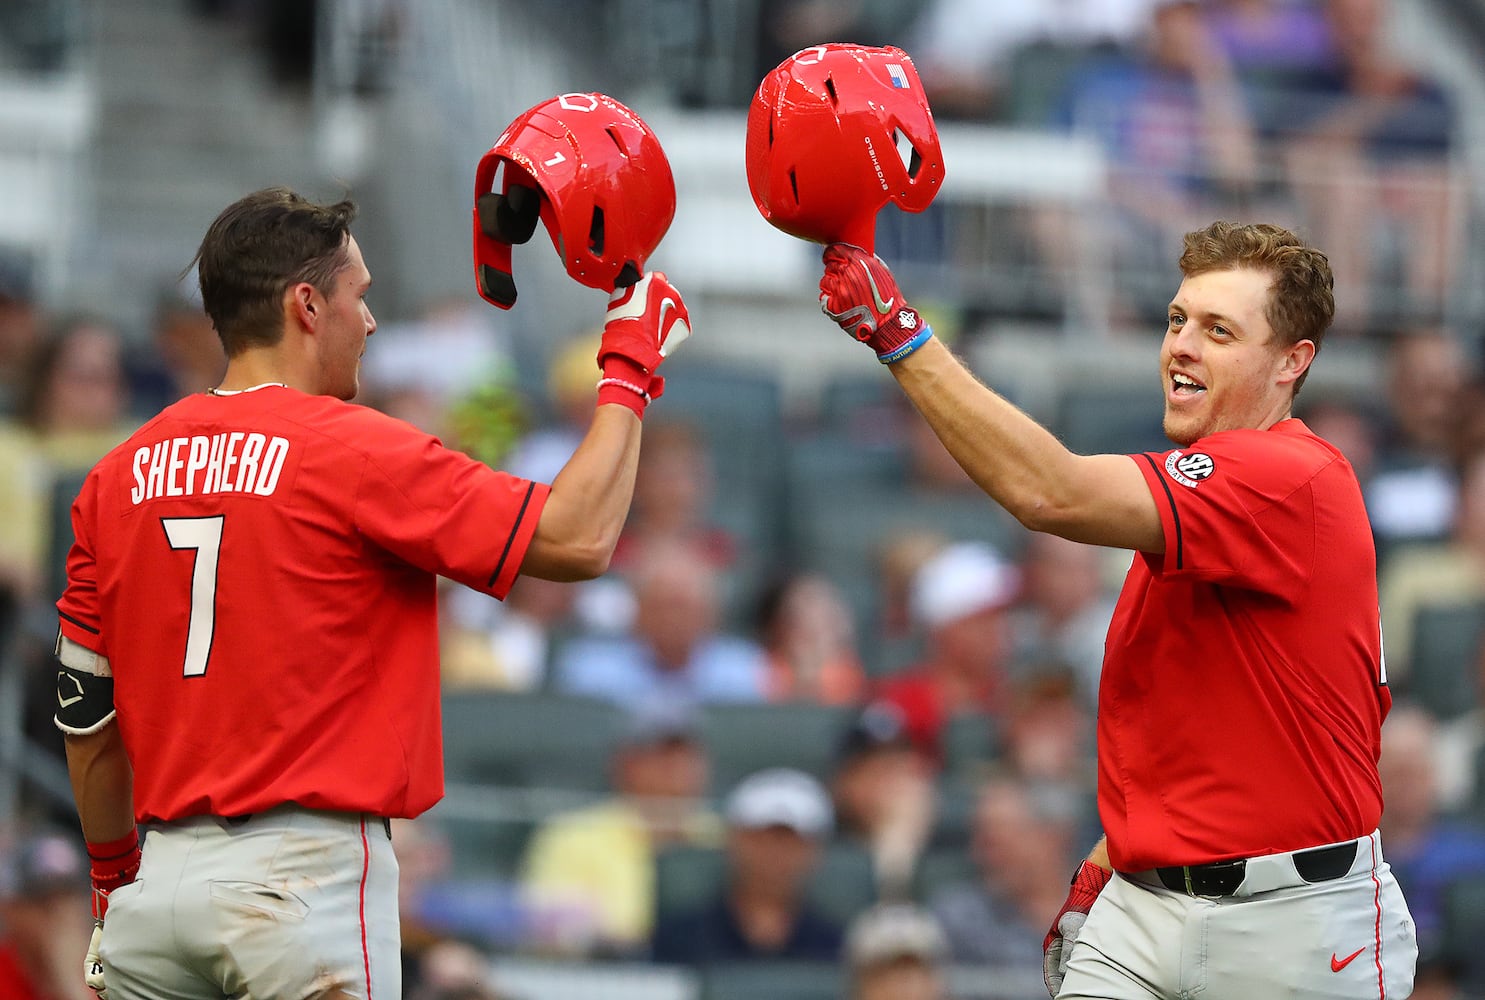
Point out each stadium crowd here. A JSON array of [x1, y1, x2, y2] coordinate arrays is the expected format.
[[2, 0, 1485, 998]]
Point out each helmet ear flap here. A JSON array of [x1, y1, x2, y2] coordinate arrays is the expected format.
[[477, 182, 541, 245]]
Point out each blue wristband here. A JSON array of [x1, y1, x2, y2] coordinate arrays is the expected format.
[[877, 324, 934, 365]]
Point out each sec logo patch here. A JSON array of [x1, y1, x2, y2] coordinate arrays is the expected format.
[[1165, 451, 1215, 488]]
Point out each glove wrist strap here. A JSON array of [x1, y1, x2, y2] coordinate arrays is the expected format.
[[878, 324, 934, 364]]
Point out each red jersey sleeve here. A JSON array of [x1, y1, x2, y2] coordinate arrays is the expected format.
[[57, 472, 105, 655], [1132, 423, 1342, 600], [345, 411, 549, 599]]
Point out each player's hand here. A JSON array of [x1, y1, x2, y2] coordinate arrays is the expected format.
[[85, 918, 107, 999], [818, 243, 933, 364], [83, 830, 140, 1000], [1042, 859, 1111, 997], [596, 271, 691, 415]]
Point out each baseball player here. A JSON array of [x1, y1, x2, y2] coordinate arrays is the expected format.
[[811, 223, 1417, 998], [54, 97, 689, 1000]]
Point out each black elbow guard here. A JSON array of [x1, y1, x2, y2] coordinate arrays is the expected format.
[[54, 633, 116, 735]]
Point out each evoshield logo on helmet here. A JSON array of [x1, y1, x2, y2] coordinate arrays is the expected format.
[[472, 93, 675, 310], [745, 43, 945, 253]]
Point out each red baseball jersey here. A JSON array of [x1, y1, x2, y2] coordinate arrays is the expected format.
[[56, 386, 549, 823], [1101, 419, 1388, 872]]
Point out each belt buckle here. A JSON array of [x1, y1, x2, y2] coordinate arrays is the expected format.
[[1184, 859, 1246, 897]]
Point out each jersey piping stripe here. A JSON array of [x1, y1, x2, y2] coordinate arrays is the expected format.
[[358, 817, 373, 1000], [487, 481, 536, 589], [1140, 453, 1183, 570], [1369, 834, 1383, 998], [59, 610, 100, 635]]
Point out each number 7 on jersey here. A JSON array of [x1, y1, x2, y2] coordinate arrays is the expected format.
[[162, 516, 224, 677]]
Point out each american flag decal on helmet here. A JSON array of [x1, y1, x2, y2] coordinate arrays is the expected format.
[[886, 63, 909, 89]]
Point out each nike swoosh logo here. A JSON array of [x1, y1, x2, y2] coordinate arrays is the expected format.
[[1330, 947, 1365, 972], [861, 261, 894, 314], [656, 297, 690, 357]]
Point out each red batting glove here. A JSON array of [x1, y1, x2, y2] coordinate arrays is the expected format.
[[818, 243, 933, 364], [597, 271, 692, 418], [1043, 859, 1111, 997], [87, 829, 141, 922]]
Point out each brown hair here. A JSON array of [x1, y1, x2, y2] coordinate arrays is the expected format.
[[188, 187, 357, 356], [1179, 221, 1334, 392]]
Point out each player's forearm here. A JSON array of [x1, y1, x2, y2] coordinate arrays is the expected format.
[[523, 404, 642, 580], [1086, 836, 1112, 872], [64, 721, 136, 843], [890, 338, 1084, 526]]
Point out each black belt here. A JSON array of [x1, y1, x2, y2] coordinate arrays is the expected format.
[[222, 813, 392, 838], [1155, 840, 1359, 898]]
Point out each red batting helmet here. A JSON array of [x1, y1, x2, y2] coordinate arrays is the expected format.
[[746, 44, 945, 252], [473, 93, 676, 309]]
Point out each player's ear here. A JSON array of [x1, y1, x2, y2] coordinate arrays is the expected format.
[[287, 282, 319, 330], [1278, 339, 1316, 387]]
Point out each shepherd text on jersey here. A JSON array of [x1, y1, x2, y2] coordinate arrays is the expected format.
[[131, 432, 291, 503]]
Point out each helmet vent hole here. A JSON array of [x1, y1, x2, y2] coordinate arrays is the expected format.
[[824, 76, 839, 106], [588, 206, 605, 255], [788, 168, 799, 206], [894, 129, 919, 176], [604, 126, 625, 153]]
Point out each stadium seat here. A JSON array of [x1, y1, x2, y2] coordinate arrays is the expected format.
[[807, 840, 877, 927], [941, 710, 1001, 781], [654, 843, 727, 921], [699, 961, 842, 1000], [654, 840, 876, 930], [1053, 381, 1169, 457], [1404, 602, 1485, 722], [440, 690, 622, 791], [700, 701, 854, 793], [912, 844, 980, 903], [1444, 875, 1485, 992]]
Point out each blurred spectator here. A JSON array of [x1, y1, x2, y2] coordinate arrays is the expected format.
[[1366, 330, 1472, 554], [874, 528, 949, 643], [0, 829, 93, 1000], [520, 698, 721, 957], [0, 316, 137, 608], [753, 571, 868, 705], [1377, 705, 1485, 972], [843, 902, 950, 1000], [124, 286, 225, 417], [405, 939, 508, 1000], [927, 775, 1077, 970], [908, 0, 1157, 121], [393, 815, 459, 991], [1050, 0, 1267, 316], [756, 1, 921, 94], [1282, 0, 1460, 329], [876, 541, 1020, 759], [1001, 671, 1099, 839], [555, 538, 768, 709], [0, 253, 40, 416], [611, 419, 737, 574], [440, 576, 580, 691], [830, 701, 938, 898], [1006, 532, 1118, 704], [651, 768, 842, 963], [1297, 391, 1381, 485], [1378, 448, 1485, 688], [1435, 634, 1485, 817], [503, 332, 601, 485]]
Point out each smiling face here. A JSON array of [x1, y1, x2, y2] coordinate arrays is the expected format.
[[313, 235, 376, 400], [1160, 267, 1314, 446]]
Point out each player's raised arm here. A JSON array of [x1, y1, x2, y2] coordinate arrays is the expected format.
[[521, 271, 692, 580], [468, 92, 688, 582], [818, 244, 1164, 553]]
